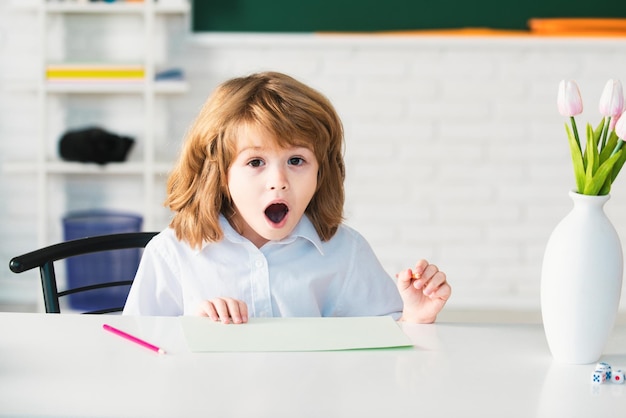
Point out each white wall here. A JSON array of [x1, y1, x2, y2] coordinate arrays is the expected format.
[[2, 1, 626, 311]]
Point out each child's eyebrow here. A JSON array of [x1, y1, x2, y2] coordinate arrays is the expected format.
[[236, 145, 265, 154], [238, 144, 312, 154]]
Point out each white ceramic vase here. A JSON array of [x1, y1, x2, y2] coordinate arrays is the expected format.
[[541, 191, 623, 364]]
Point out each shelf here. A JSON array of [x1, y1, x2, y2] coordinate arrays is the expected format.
[[10, 0, 190, 245], [44, 80, 188, 94], [45, 2, 145, 13], [14, 1, 190, 14], [3, 161, 173, 175], [8, 80, 188, 94], [45, 81, 145, 93]]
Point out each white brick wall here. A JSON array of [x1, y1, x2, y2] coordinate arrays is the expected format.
[[2, 2, 626, 312]]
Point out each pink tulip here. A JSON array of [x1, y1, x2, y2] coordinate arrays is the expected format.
[[599, 79, 624, 118], [610, 115, 619, 132], [557, 80, 583, 117], [614, 110, 626, 140]]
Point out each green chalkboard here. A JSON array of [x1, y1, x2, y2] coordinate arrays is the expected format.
[[192, 0, 626, 32]]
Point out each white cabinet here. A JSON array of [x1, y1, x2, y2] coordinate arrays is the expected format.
[[6, 0, 189, 246]]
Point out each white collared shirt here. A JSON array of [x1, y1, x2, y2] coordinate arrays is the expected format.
[[123, 215, 403, 318]]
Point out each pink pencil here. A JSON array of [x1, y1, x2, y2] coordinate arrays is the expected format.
[[103, 324, 166, 355]]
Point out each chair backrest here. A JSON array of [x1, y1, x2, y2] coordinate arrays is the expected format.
[[9, 232, 158, 314]]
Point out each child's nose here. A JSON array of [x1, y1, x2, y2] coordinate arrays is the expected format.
[[267, 167, 288, 190]]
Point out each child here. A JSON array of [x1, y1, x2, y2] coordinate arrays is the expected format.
[[123, 71, 451, 323]]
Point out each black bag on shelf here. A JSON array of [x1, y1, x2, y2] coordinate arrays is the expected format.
[[59, 127, 135, 165]]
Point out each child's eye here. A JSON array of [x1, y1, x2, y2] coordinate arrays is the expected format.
[[288, 157, 304, 166], [247, 158, 264, 168]]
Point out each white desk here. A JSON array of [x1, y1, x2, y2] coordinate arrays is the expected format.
[[0, 312, 624, 418]]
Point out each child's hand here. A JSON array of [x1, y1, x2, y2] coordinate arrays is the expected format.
[[196, 297, 249, 324], [396, 259, 451, 324]]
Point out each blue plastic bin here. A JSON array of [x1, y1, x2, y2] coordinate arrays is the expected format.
[[62, 210, 143, 311]]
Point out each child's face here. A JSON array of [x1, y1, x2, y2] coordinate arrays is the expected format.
[[227, 124, 319, 248]]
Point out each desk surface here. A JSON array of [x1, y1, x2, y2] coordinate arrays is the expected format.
[[0, 312, 625, 418]]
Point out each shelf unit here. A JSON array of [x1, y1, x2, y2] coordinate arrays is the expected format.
[[7, 0, 189, 246]]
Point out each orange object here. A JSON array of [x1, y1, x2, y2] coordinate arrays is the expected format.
[[317, 18, 626, 38], [528, 18, 626, 35]]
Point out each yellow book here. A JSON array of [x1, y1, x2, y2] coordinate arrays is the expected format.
[[47, 69, 145, 79], [46, 63, 145, 79]]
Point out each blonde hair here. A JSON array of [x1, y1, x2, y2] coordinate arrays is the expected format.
[[166, 72, 345, 249]]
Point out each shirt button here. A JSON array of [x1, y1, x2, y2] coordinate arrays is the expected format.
[[255, 259, 264, 268]]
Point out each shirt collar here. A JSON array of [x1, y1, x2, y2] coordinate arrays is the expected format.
[[278, 215, 325, 255], [195, 215, 325, 255]]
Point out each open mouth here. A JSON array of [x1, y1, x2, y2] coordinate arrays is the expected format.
[[265, 203, 289, 224]]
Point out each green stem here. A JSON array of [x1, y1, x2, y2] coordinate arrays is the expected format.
[[610, 139, 624, 157], [570, 116, 581, 153], [601, 116, 611, 150]]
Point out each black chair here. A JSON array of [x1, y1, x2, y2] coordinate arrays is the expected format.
[[9, 232, 157, 314]]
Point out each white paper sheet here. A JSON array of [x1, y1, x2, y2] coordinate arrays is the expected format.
[[180, 316, 413, 352]]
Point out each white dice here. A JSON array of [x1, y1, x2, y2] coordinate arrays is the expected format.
[[596, 362, 612, 380], [592, 362, 624, 385], [611, 369, 625, 384], [592, 369, 606, 384]]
